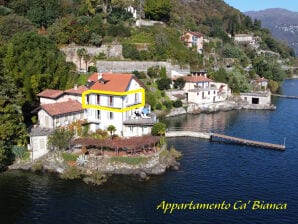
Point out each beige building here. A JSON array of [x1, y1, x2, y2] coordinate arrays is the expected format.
[[181, 31, 204, 54]]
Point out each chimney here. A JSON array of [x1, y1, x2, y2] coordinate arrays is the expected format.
[[204, 73, 207, 78], [98, 72, 102, 80], [74, 84, 78, 90]]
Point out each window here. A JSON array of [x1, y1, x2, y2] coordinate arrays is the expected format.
[[252, 98, 259, 104], [214, 91, 216, 94], [97, 110, 101, 120], [109, 96, 114, 106], [86, 95, 90, 104], [135, 93, 139, 103], [97, 95, 100, 105], [109, 112, 114, 120], [208, 91, 210, 95]]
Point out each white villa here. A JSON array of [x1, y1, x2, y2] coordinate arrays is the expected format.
[[182, 73, 230, 104], [29, 72, 157, 160]]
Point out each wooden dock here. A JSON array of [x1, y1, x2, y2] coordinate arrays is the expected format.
[[166, 128, 286, 151], [272, 94, 298, 99], [210, 133, 285, 151]]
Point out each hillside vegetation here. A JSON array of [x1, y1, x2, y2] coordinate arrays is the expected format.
[[0, 0, 296, 170]]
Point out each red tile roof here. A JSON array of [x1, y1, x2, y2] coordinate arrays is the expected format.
[[183, 76, 212, 83], [37, 89, 64, 99], [41, 100, 83, 117], [65, 86, 88, 95], [255, 77, 268, 83], [88, 73, 143, 92], [186, 31, 203, 38]]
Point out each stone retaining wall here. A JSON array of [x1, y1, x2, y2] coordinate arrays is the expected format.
[[96, 61, 190, 75]]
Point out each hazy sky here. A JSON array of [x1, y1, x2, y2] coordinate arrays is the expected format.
[[224, 0, 298, 12]]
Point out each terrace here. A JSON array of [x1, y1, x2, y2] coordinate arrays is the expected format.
[[72, 136, 161, 156]]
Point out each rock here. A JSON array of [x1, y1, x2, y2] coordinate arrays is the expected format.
[[139, 171, 147, 179]]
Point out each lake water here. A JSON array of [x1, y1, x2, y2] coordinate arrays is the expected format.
[[1, 80, 298, 224]]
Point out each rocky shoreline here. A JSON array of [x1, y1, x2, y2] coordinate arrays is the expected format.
[[165, 99, 276, 117], [9, 145, 181, 184]]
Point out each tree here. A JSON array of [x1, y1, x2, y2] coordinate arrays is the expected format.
[[0, 14, 35, 41], [1, 32, 72, 107], [107, 125, 116, 138], [83, 53, 91, 72], [0, 75, 27, 170], [144, 0, 171, 22], [157, 77, 171, 90], [77, 48, 87, 70], [173, 77, 186, 89], [85, 0, 133, 23], [151, 122, 166, 136], [47, 128, 74, 151], [26, 0, 61, 28]]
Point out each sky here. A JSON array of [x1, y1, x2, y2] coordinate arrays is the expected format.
[[224, 0, 298, 12]]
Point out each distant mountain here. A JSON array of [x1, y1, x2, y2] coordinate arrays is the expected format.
[[245, 8, 298, 55]]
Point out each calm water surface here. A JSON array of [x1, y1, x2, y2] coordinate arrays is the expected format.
[[1, 80, 298, 224]]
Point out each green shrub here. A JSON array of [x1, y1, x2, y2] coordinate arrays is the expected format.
[[172, 100, 182, 108], [61, 152, 79, 162], [151, 122, 166, 136], [147, 66, 159, 78], [157, 77, 171, 90], [155, 103, 162, 110], [123, 43, 140, 60], [164, 101, 172, 109], [83, 171, 107, 186], [132, 70, 147, 79], [107, 24, 131, 37], [60, 167, 81, 180], [88, 66, 97, 73]]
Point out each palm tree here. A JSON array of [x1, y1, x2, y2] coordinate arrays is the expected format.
[[77, 48, 87, 70], [83, 53, 91, 72], [107, 125, 116, 139]]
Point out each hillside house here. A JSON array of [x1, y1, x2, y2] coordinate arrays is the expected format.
[[83, 72, 156, 136], [183, 74, 230, 104], [252, 77, 268, 91], [29, 72, 156, 160], [181, 31, 204, 54], [234, 34, 260, 48]]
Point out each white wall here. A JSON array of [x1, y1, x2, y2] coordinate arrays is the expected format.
[[123, 126, 151, 137], [184, 81, 210, 92], [240, 93, 271, 105], [38, 110, 54, 128], [188, 89, 223, 104], [30, 136, 49, 161], [38, 109, 85, 128]]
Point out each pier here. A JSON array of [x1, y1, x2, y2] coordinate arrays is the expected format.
[[166, 128, 286, 151], [272, 94, 298, 99], [210, 133, 285, 151]]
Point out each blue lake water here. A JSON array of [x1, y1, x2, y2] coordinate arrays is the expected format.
[[1, 80, 298, 224]]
